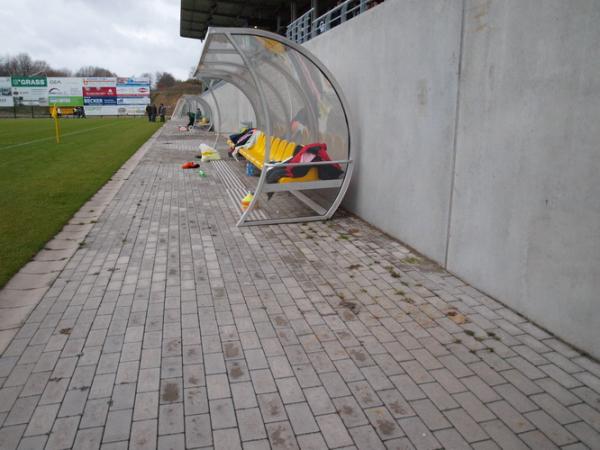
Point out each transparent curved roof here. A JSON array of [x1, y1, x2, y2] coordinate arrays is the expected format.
[[195, 28, 354, 226]]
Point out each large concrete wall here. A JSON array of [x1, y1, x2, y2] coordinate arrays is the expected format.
[[446, 0, 600, 356], [203, 0, 600, 358], [305, 0, 463, 264]]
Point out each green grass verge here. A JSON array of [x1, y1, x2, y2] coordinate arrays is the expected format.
[[0, 117, 162, 288]]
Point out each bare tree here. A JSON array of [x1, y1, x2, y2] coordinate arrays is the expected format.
[[47, 67, 73, 77], [0, 53, 50, 76], [75, 66, 116, 77], [155, 72, 177, 89]]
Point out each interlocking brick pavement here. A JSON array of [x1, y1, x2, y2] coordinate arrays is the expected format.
[[0, 122, 599, 449]]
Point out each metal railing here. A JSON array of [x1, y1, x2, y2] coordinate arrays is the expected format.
[[286, 0, 371, 44], [286, 8, 315, 44]]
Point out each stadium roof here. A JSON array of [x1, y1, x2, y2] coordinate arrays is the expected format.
[[180, 0, 328, 40]]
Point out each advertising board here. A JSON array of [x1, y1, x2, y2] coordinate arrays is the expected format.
[[82, 77, 117, 88], [117, 77, 150, 86], [117, 96, 150, 105], [116, 85, 151, 97], [84, 96, 117, 105], [0, 77, 14, 107], [82, 86, 117, 97], [47, 77, 84, 106], [84, 105, 146, 115], [11, 76, 48, 106]]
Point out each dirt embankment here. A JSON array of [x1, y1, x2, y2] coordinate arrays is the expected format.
[[151, 81, 203, 115]]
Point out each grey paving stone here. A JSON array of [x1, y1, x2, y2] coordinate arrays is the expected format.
[[316, 414, 353, 448], [238, 407, 268, 441], [480, 420, 527, 450], [365, 406, 404, 440], [250, 369, 277, 394], [80, 399, 110, 429], [389, 375, 426, 401], [277, 377, 305, 404], [397, 416, 440, 450], [0, 424, 26, 450], [45, 416, 79, 450], [524, 410, 577, 446], [433, 428, 471, 450], [350, 425, 387, 450], [303, 386, 335, 416], [157, 433, 185, 450], [333, 396, 369, 428], [349, 380, 383, 408], [24, 403, 59, 436], [185, 414, 212, 447], [411, 398, 451, 430], [3, 397, 38, 426], [210, 398, 237, 429], [207, 373, 232, 399], [566, 421, 600, 449], [570, 402, 600, 431], [443, 407, 488, 443], [17, 435, 48, 450], [102, 408, 131, 443], [518, 430, 559, 450], [231, 381, 258, 410], [530, 393, 579, 424], [214, 428, 242, 450], [296, 432, 328, 450], [72, 427, 103, 450], [285, 402, 319, 435]]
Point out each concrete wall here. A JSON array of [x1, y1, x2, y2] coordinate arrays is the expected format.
[[305, 0, 463, 264], [203, 0, 600, 358], [447, 0, 600, 356]]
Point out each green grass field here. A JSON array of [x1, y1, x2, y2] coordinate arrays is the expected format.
[[0, 118, 162, 288]]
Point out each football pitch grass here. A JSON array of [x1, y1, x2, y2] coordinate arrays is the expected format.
[[0, 117, 162, 288]]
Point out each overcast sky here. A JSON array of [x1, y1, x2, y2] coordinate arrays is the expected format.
[[1, 0, 203, 80]]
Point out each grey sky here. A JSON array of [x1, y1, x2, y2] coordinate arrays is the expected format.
[[1, 0, 202, 80]]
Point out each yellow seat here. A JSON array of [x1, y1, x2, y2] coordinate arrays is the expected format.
[[239, 132, 326, 184], [278, 167, 319, 183], [270, 140, 282, 161], [280, 142, 297, 161], [239, 133, 266, 169]]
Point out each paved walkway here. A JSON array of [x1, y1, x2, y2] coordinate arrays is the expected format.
[[0, 122, 599, 450]]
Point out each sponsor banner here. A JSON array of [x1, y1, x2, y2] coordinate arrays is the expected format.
[[47, 77, 84, 106], [116, 85, 150, 97], [12, 87, 48, 106], [117, 96, 150, 105], [47, 77, 83, 96], [84, 105, 146, 115], [82, 77, 117, 88], [117, 77, 150, 86], [11, 76, 47, 87], [84, 96, 117, 105], [82, 86, 117, 97], [48, 96, 84, 106], [11, 76, 48, 105], [0, 77, 13, 107]]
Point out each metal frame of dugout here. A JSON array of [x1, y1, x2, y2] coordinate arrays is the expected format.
[[172, 94, 214, 130], [194, 27, 354, 227]]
